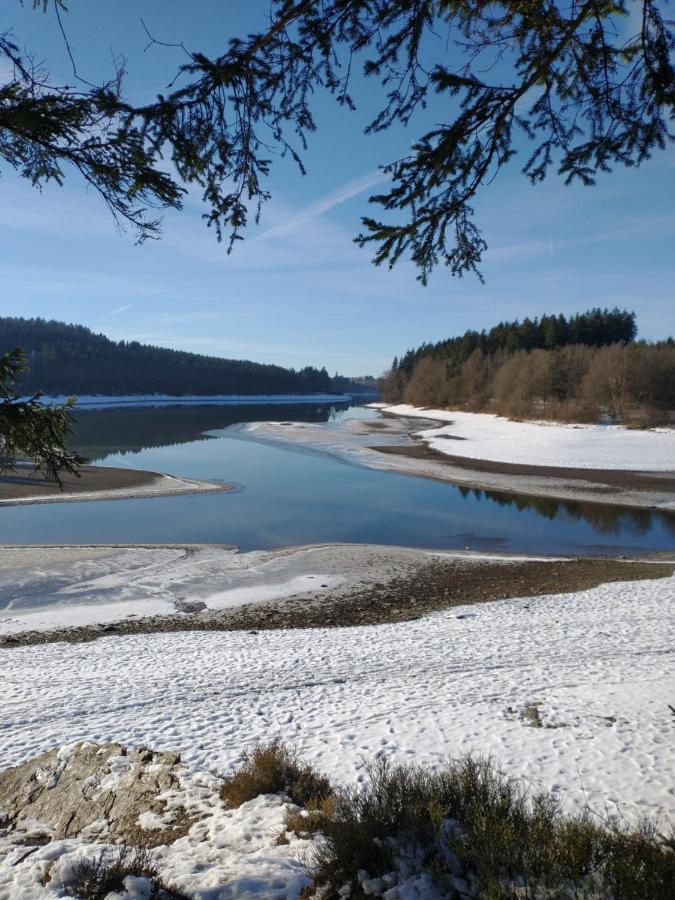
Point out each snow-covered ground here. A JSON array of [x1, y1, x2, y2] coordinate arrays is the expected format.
[[377, 404, 675, 471], [0, 757, 315, 900], [33, 393, 354, 409], [2, 566, 673, 825], [0, 544, 416, 635]]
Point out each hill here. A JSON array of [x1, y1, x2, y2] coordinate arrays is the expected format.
[[381, 308, 674, 425], [0, 317, 375, 397]]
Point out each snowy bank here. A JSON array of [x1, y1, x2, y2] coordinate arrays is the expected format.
[[377, 405, 675, 472], [0, 742, 314, 899], [242, 412, 675, 509], [2, 564, 674, 822]]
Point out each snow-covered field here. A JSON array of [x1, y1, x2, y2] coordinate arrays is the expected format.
[[2, 567, 674, 825], [377, 404, 675, 471]]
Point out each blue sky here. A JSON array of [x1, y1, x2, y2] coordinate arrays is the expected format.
[[2, 0, 673, 376]]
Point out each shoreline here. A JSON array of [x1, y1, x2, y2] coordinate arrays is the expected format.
[[241, 410, 675, 510], [368, 407, 675, 510], [369, 436, 675, 510], [1, 542, 672, 647], [243, 408, 675, 514], [0, 463, 232, 507], [3, 544, 673, 831]]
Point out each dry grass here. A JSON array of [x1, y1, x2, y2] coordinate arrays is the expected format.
[[282, 795, 335, 839], [65, 846, 186, 900], [220, 738, 332, 809]]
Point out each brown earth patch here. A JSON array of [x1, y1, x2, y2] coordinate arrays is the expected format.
[[0, 464, 161, 501], [371, 443, 675, 493]]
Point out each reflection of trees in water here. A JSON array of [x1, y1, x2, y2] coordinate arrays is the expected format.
[[71, 403, 349, 462], [458, 485, 674, 538]]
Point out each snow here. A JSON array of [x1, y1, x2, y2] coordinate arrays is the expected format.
[[0, 545, 354, 634], [378, 404, 675, 471], [2, 566, 673, 828], [0, 773, 315, 899], [32, 393, 354, 410], [1, 559, 674, 896]]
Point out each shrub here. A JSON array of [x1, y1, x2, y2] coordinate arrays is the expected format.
[[220, 738, 332, 809], [307, 754, 675, 899], [282, 795, 336, 840], [65, 846, 186, 900]]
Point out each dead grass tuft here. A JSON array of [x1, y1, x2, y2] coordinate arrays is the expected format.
[[65, 845, 186, 900], [220, 738, 332, 809], [283, 795, 335, 839]]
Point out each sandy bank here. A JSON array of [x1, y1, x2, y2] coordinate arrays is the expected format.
[[0, 463, 231, 507], [1, 542, 671, 646]]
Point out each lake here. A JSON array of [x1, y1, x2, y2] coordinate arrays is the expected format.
[[1, 402, 673, 555]]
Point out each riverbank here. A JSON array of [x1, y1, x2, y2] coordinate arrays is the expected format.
[[242, 407, 675, 509], [1, 542, 672, 646], [0, 463, 231, 507]]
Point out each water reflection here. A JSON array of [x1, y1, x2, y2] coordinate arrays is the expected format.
[[2, 403, 671, 555], [72, 402, 350, 462], [459, 486, 675, 539]]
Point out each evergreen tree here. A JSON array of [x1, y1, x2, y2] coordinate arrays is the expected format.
[[0, 348, 83, 485], [1, 1, 672, 280]]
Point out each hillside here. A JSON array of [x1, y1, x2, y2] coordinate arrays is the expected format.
[[0, 318, 374, 397], [381, 308, 674, 425]]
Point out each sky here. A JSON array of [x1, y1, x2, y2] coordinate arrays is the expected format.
[[1, 0, 673, 376]]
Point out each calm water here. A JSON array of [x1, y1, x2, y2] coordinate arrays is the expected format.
[[1, 403, 673, 555]]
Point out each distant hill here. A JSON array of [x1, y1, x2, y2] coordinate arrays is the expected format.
[[393, 308, 638, 378], [0, 317, 376, 397]]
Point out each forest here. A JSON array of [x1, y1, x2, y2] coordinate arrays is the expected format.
[[381, 309, 674, 426], [0, 318, 374, 397]]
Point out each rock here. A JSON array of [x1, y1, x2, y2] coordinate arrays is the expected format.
[[174, 599, 207, 614], [0, 742, 193, 847], [523, 705, 543, 728]]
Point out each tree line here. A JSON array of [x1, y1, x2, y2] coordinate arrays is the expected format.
[[381, 310, 674, 426], [0, 318, 370, 397]]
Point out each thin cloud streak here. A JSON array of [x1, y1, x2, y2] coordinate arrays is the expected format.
[[250, 169, 388, 244], [109, 302, 138, 316]]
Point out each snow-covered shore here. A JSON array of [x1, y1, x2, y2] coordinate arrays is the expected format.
[[2, 562, 674, 823], [1, 543, 568, 637], [0, 544, 347, 635], [375, 403, 675, 471], [241, 409, 675, 509]]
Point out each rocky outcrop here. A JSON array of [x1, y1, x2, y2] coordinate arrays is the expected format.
[[0, 742, 193, 847]]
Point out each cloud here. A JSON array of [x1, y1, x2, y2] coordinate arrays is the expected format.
[[109, 302, 138, 316], [250, 169, 388, 245]]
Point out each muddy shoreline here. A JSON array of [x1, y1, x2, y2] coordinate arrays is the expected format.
[[0, 463, 231, 506], [360, 415, 675, 510], [2, 543, 671, 648], [372, 441, 675, 493]]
